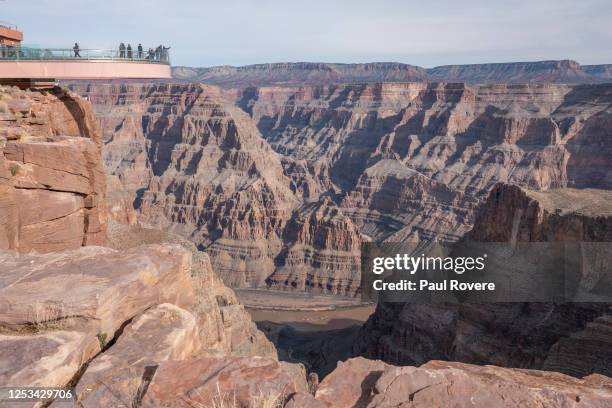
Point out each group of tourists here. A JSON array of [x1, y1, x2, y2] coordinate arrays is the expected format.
[[118, 43, 170, 61], [69, 42, 170, 61], [0, 44, 19, 59]]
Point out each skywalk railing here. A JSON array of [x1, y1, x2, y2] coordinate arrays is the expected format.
[[0, 47, 170, 64]]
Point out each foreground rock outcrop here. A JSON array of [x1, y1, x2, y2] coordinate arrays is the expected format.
[[142, 356, 302, 407], [0, 242, 307, 407], [0, 86, 305, 406], [0, 86, 107, 253], [287, 357, 612, 408], [63, 303, 200, 407], [105, 221, 277, 358], [0, 244, 192, 392], [2, 230, 610, 407]]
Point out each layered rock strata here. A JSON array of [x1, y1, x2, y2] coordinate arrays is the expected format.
[[68, 82, 612, 294], [237, 82, 612, 242], [73, 83, 366, 293], [0, 86, 107, 253], [359, 183, 612, 378], [267, 198, 362, 295]]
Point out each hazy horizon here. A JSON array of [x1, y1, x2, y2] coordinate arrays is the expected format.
[[2, 0, 611, 67]]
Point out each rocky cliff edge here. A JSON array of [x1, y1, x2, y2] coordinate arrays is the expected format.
[[0, 86, 107, 253]]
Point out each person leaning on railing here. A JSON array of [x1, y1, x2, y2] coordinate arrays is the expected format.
[[162, 46, 170, 61], [0, 44, 12, 59]]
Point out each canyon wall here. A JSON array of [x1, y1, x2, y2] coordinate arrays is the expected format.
[[236, 82, 612, 241], [0, 240, 313, 407], [74, 83, 363, 294], [70, 82, 612, 293], [358, 183, 612, 378], [0, 86, 107, 253]]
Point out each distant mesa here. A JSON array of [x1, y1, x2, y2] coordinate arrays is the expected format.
[[172, 60, 612, 87]]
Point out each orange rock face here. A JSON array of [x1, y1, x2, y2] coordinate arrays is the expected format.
[[0, 86, 107, 253], [0, 239, 293, 407], [288, 357, 612, 408], [105, 222, 278, 358], [0, 244, 193, 391], [142, 356, 300, 408], [72, 303, 202, 408]]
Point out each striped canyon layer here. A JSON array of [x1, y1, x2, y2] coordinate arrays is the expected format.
[[70, 81, 612, 295]]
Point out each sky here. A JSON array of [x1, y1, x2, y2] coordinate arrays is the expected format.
[[2, 0, 611, 68]]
